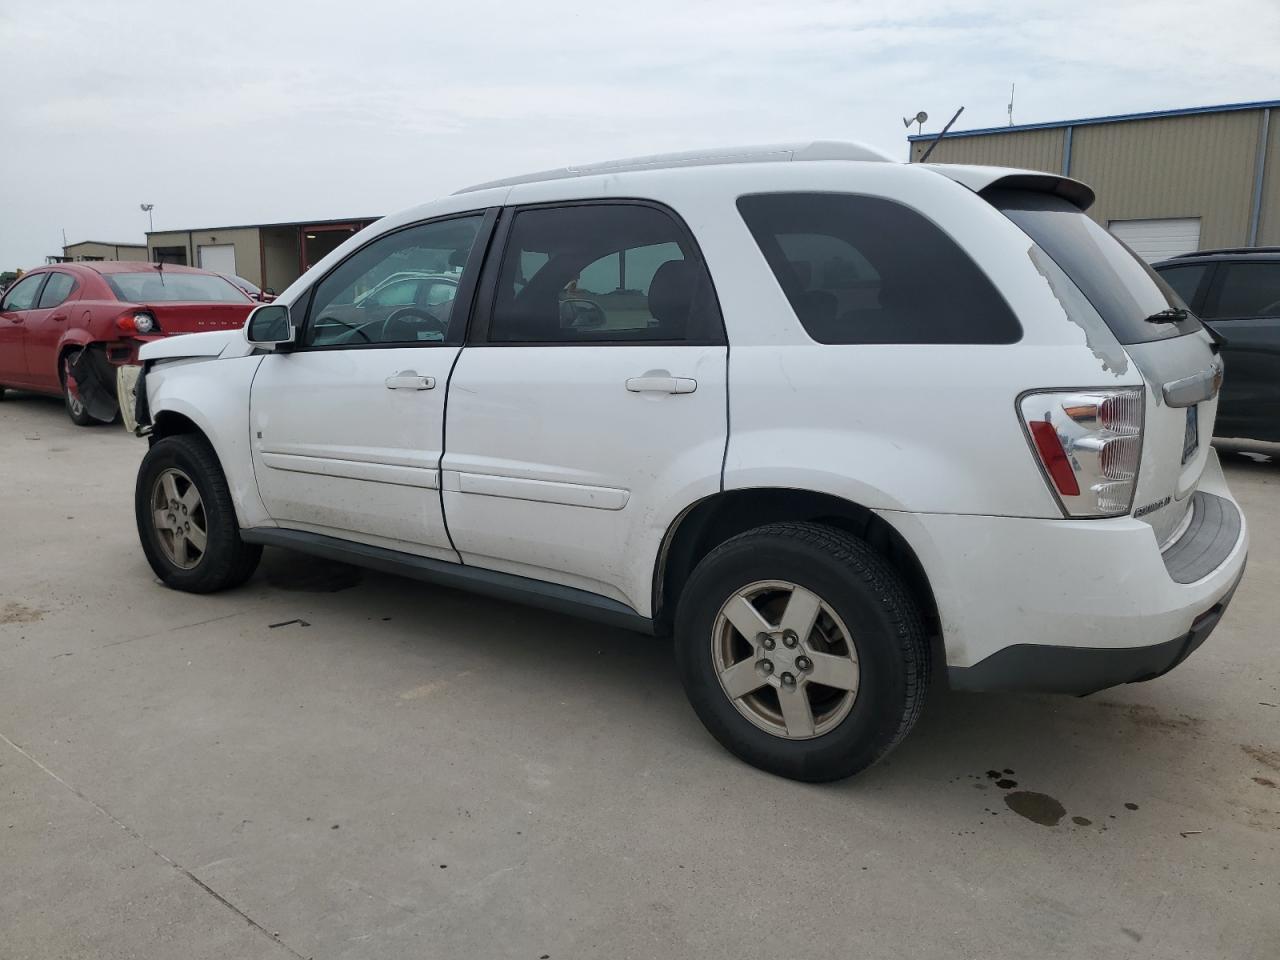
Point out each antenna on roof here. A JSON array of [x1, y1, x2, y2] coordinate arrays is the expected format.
[[1007, 83, 1016, 126], [919, 106, 965, 163]]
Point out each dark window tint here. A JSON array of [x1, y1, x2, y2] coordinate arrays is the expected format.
[[37, 272, 76, 308], [737, 193, 1020, 344], [304, 216, 481, 347], [106, 272, 249, 304], [989, 190, 1201, 344], [1206, 261, 1280, 319], [1156, 263, 1209, 310], [0, 274, 46, 311], [488, 204, 720, 343]]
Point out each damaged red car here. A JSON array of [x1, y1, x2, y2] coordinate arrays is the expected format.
[[0, 262, 255, 425]]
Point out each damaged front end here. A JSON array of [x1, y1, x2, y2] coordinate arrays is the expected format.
[[67, 345, 123, 424]]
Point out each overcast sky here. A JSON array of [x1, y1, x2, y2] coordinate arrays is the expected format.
[[1, 0, 1276, 269]]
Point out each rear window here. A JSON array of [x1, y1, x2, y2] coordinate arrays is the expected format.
[[105, 272, 249, 304], [736, 193, 1020, 344], [988, 190, 1202, 344]]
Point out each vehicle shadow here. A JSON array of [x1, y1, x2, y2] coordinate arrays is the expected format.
[[247, 547, 1225, 808], [1214, 437, 1280, 470]]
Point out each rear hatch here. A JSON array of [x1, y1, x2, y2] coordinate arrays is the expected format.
[[987, 187, 1221, 545]]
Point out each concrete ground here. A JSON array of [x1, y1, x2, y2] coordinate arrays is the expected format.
[[1, 391, 1278, 960]]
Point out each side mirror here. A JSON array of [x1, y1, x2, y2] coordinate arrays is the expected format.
[[245, 304, 294, 349]]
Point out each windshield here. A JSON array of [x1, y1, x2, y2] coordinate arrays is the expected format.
[[988, 190, 1202, 344], [106, 272, 249, 304]]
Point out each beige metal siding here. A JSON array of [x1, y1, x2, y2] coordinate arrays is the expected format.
[[147, 231, 192, 264], [1072, 111, 1262, 249], [910, 128, 1064, 173], [189, 228, 263, 286], [1258, 110, 1280, 245], [62, 241, 146, 261]]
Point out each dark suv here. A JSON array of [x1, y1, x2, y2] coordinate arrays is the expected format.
[[1155, 248, 1280, 443]]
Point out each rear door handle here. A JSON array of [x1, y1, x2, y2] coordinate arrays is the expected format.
[[51, 314, 68, 322], [384, 371, 435, 390], [625, 376, 697, 394]]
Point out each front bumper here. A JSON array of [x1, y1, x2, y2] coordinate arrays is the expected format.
[[880, 447, 1248, 695]]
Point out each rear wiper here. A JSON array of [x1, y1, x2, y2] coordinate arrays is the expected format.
[[1144, 306, 1188, 324]]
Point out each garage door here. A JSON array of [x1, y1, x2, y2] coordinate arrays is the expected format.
[[197, 243, 237, 276], [1108, 218, 1201, 263]]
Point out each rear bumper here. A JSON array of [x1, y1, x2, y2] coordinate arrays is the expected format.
[[880, 447, 1248, 694], [947, 565, 1243, 695]]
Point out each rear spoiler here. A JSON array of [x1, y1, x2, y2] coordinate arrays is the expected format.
[[918, 163, 1096, 211]]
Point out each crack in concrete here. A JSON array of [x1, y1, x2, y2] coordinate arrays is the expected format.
[[0, 729, 307, 959]]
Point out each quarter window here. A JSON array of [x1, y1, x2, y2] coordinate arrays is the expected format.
[[1205, 262, 1280, 319], [303, 216, 482, 347], [487, 204, 721, 343], [37, 272, 77, 308], [738, 193, 1020, 345]]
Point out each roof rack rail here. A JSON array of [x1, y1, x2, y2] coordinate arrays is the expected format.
[[1171, 246, 1280, 258], [454, 141, 892, 194]]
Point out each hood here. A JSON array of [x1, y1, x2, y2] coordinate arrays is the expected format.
[[140, 329, 251, 362]]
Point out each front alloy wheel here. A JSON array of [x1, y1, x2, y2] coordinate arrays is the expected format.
[[149, 467, 208, 569]]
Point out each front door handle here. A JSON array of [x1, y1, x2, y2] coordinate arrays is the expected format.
[[384, 371, 435, 390], [625, 376, 697, 394]]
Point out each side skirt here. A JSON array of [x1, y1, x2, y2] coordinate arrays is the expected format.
[[240, 527, 656, 635]]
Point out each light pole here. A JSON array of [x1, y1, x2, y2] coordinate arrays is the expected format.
[[140, 203, 154, 233]]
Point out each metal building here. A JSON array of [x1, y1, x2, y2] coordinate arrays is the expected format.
[[51, 240, 148, 263], [908, 99, 1278, 260], [145, 216, 380, 294]]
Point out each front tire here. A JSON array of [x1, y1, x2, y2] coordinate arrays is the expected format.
[[135, 434, 262, 592], [674, 522, 930, 782]]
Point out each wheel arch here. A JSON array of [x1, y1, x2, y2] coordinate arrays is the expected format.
[[654, 488, 942, 654]]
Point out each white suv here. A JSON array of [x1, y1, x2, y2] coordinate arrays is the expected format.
[[132, 142, 1248, 781]]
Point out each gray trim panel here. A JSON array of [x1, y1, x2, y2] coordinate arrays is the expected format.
[[1161, 491, 1243, 584], [241, 527, 656, 635]]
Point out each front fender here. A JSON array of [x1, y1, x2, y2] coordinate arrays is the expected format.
[[146, 355, 269, 528]]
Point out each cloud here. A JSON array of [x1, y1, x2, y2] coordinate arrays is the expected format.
[[0, 0, 1275, 267]]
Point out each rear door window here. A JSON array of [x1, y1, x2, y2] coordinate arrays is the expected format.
[[1155, 262, 1211, 311], [36, 272, 77, 308], [1204, 261, 1280, 319], [988, 190, 1202, 344], [736, 193, 1020, 344]]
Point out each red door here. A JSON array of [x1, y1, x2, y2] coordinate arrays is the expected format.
[[0, 272, 49, 386], [22, 271, 80, 390]]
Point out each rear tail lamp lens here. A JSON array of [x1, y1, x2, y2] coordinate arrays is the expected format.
[[1019, 388, 1144, 517], [116, 311, 157, 334]]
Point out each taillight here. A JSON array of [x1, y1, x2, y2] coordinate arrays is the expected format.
[[116, 310, 157, 334], [1019, 388, 1144, 517]]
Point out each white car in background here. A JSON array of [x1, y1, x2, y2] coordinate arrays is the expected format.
[[129, 142, 1247, 781]]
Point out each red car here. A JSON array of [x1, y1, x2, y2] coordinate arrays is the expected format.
[[0, 262, 255, 425]]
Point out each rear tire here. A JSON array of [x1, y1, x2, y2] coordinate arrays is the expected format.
[[62, 349, 97, 426], [136, 434, 262, 592], [674, 521, 930, 782]]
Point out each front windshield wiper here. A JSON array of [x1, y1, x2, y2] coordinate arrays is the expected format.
[[1144, 306, 1188, 324]]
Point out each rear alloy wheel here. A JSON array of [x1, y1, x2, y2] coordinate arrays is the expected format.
[[675, 521, 930, 782], [136, 434, 262, 592], [62, 350, 96, 426]]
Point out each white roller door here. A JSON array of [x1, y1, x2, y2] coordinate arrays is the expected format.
[[1108, 218, 1201, 263], [198, 243, 237, 276]]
